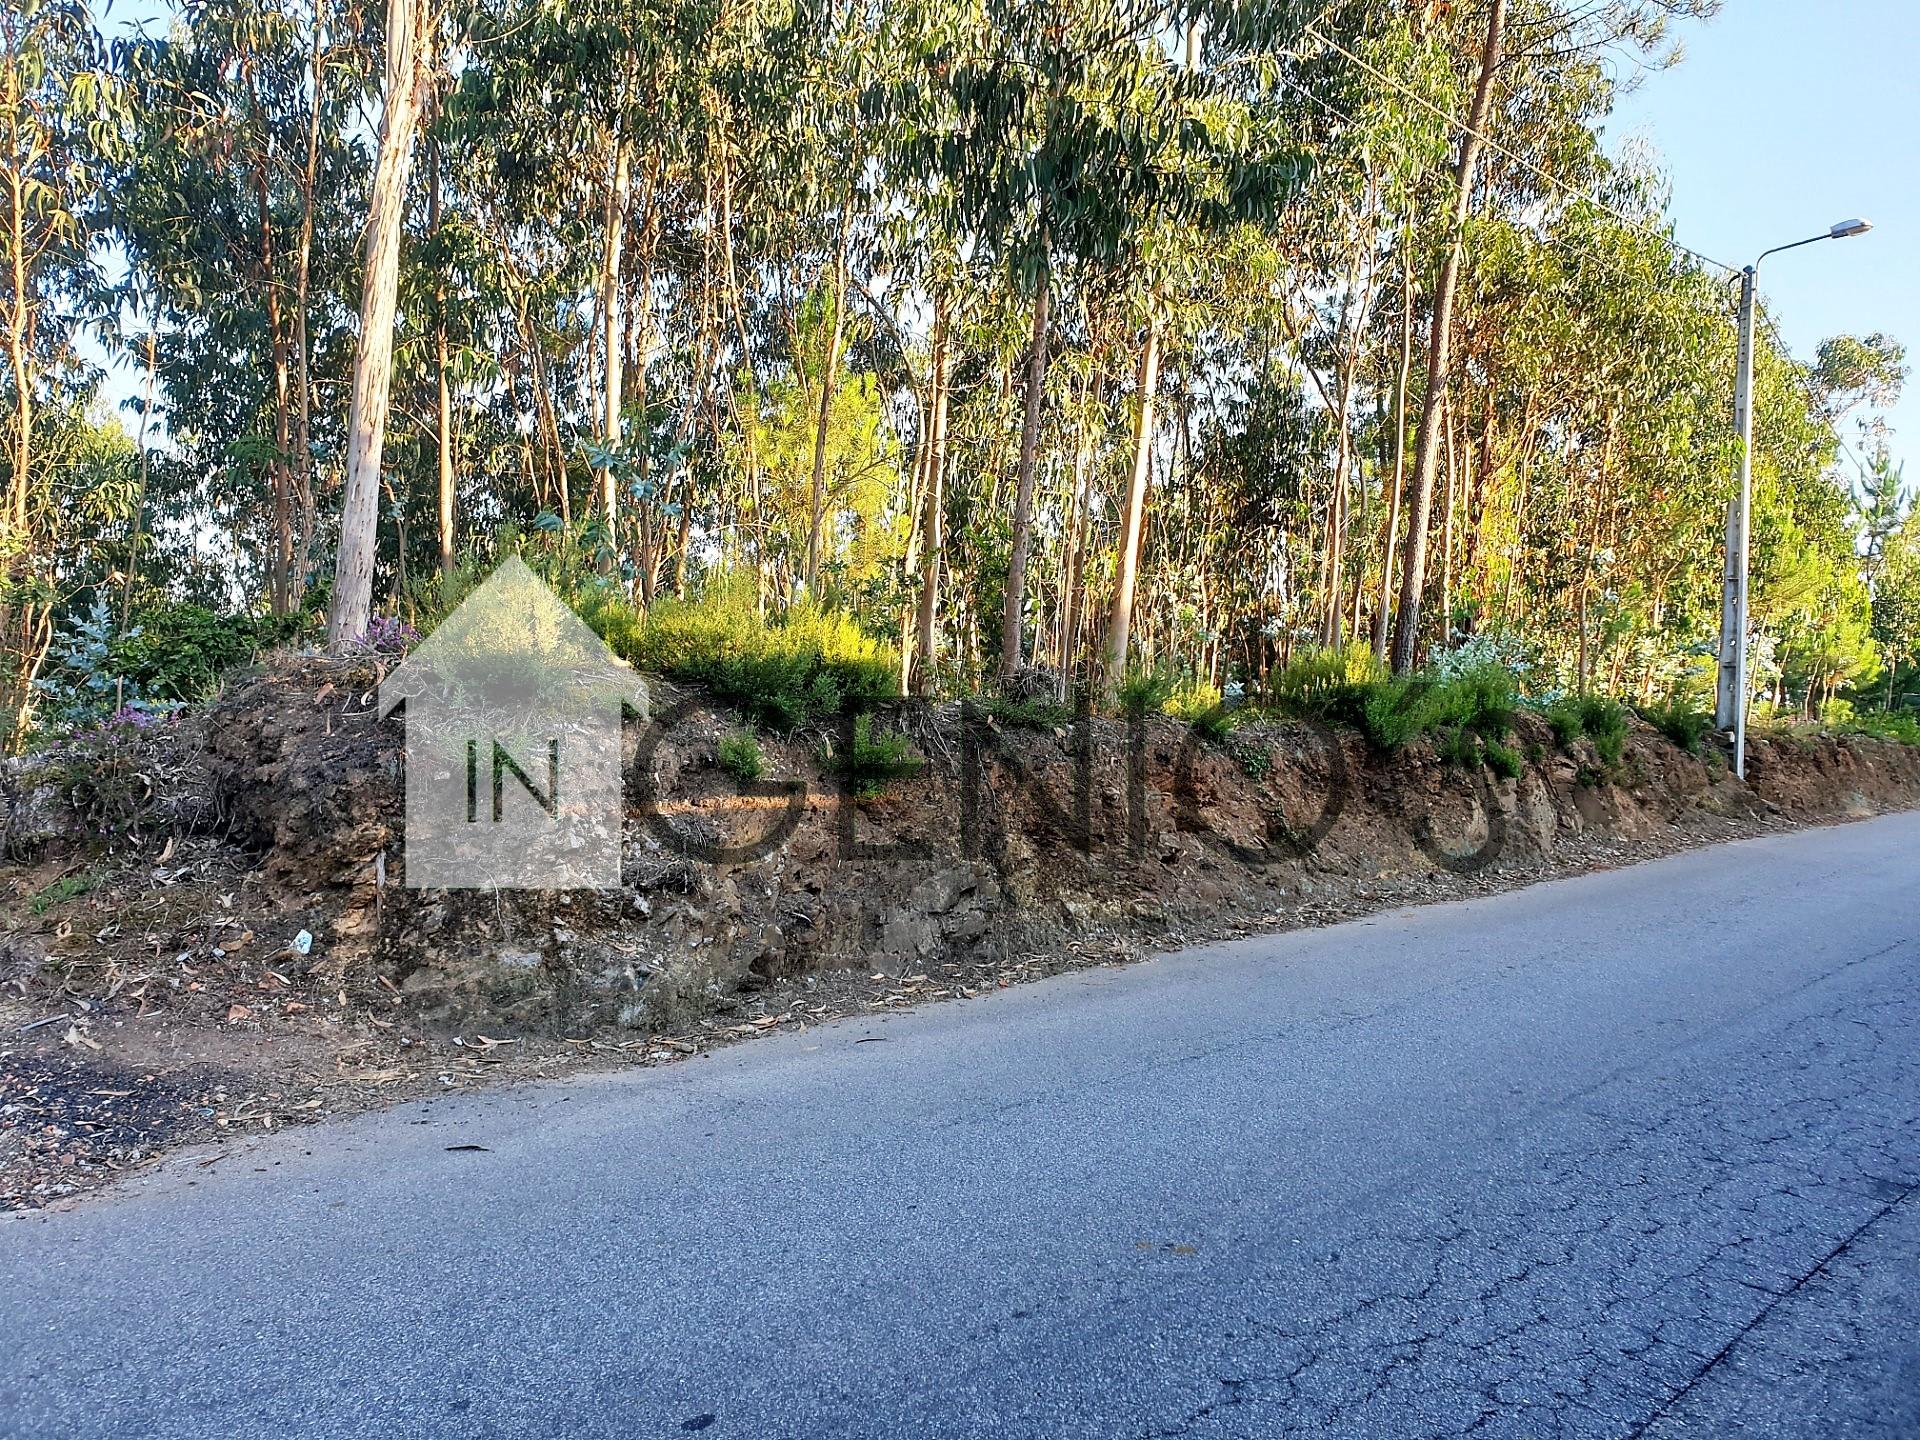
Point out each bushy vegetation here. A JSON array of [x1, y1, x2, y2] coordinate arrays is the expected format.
[[1116, 666, 1177, 715], [1266, 643, 1525, 772], [1842, 709, 1920, 746], [1360, 663, 1519, 755], [716, 731, 766, 781], [43, 709, 187, 843], [821, 714, 924, 798], [983, 695, 1074, 730], [1267, 644, 1387, 727], [1637, 699, 1716, 754], [34, 599, 297, 734], [1541, 693, 1630, 768], [625, 585, 898, 730]]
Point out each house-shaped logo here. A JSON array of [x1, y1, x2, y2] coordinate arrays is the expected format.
[[378, 557, 648, 890]]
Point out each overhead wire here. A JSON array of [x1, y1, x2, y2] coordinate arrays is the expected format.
[[1300, 23, 1740, 278], [1293, 17, 1876, 496]]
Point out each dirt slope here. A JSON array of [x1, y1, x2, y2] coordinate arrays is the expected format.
[[4, 656, 1918, 1207]]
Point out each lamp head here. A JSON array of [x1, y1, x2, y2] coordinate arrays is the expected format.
[[1830, 218, 1873, 239]]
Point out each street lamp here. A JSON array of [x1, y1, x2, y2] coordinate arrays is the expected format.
[[1715, 218, 1874, 781]]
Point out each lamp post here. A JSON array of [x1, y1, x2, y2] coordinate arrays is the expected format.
[[1716, 218, 1873, 781]]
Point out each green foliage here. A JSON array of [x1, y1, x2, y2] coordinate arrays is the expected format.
[[1161, 676, 1239, 741], [112, 602, 300, 702], [1483, 736, 1526, 780], [36, 598, 300, 734], [822, 714, 924, 798], [29, 871, 97, 915], [1541, 693, 1629, 768], [716, 731, 766, 781], [1163, 677, 1222, 722], [1267, 644, 1387, 726], [45, 710, 183, 844], [1638, 699, 1716, 754], [1844, 710, 1920, 746], [1116, 666, 1177, 715], [1360, 663, 1519, 754], [627, 585, 899, 730], [984, 695, 1073, 730], [1231, 736, 1274, 781]]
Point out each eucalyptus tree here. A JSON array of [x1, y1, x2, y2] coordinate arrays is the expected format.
[[1, 0, 124, 740], [1388, 0, 1506, 674], [328, 0, 432, 645], [112, 0, 367, 617], [1097, 29, 1310, 692]]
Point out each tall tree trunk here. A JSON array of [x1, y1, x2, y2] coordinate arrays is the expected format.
[[999, 241, 1051, 682], [1104, 320, 1162, 694], [290, 7, 325, 608], [1058, 395, 1094, 683], [121, 330, 157, 629], [1390, 0, 1505, 673], [596, 140, 630, 542], [327, 0, 428, 646], [255, 150, 293, 619], [1322, 400, 1354, 649], [912, 301, 951, 694], [431, 133, 455, 579], [1373, 252, 1414, 661], [1440, 397, 1457, 648], [5, 165, 32, 559], [805, 204, 851, 594]]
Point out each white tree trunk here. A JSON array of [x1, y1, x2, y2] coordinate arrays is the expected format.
[[327, 0, 427, 646], [597, 142, 629, 536], [1104, 321, 1162, 693]]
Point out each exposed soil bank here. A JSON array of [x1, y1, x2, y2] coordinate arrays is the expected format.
[[5, 656, 1918, 1207]]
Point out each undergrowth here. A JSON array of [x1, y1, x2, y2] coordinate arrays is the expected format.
[[1637, 699, 1715, 754], [625, 585, 898, 729], [1541, 693, 1629, 768], [716, 731, 765, 782], [821, 714, 924, 798]]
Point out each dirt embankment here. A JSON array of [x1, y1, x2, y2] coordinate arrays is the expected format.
[[5, 655, 1919, 1207]]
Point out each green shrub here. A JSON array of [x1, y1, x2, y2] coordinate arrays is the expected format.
[[1162, 676, 1239, 742], [626, 585, 898, 729], [1638, 699, 1715, 754], [1542, 693, 1628, 769], [112, 601, 299, 701], [716, 731, 765, 781], [1117, 665, 1177, 715], [822, 713, 924, 798], [29, 871, 96, 914], [35, 598, 293, 733], [985, 695, 1073, 730], [1844, 710, 1920, 746], [45, 709, 184, 843], [1164, 676, 1223, 723], [1433, 724, 1481, 769], [1229, 734, 1273, 780], [1268, 643, 1387, 726], [1483, 736, 1525, 780], [1358, 661, 1517, 753]]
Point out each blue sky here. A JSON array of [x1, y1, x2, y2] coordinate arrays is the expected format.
[[1604, 0, 1919, 482]]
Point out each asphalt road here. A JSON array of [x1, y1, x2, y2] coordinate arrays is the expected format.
[[4, 814, 1919, 1440]]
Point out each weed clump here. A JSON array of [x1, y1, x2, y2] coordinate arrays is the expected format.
[[716, 731, 765, 782], [1542, 693, 1628, 768], [822, 714, 924, 798], [627, 585, 898, 729], [1637, 699, 1715, 754]]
